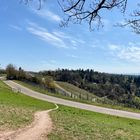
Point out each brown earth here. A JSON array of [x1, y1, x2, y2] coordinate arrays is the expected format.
[[0, 105, 58, 140]]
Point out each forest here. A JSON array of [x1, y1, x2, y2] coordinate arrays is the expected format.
[[39, 69, 140, 108]]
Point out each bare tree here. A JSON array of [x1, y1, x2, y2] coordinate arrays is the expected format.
[[58, 0, 128, 30], [21, 0, 140, 33], [123, 4, 140, 34]]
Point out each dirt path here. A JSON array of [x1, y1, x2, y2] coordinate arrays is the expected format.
[[0, 104, 58, 140]]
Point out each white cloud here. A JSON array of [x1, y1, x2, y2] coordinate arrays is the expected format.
[[91, 45, 97, 48], [67, 54, 78, 58], [33, 9, 61, 22], [71, 46, 77, 50], [9, 25, 22, 31], [71, 40, 78, 46], [27, 23, 67, 48], [53, 31, 71, 39], [108, 42, 140, 62], [53, 32, 85, 49], [53, 31, 85, 47], [108, 44, 120, 50], [118, 46, 140, 62], [26, 21, 86, 50]]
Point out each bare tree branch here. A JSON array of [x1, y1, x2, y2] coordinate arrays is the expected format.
[[20, 0, 44, 9], [118, 3, 140, 34], [58, 0, 128, 30], [21, 0, 140, 33]]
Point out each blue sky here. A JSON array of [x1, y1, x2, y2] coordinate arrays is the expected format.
[[0, 0, 140, 73]]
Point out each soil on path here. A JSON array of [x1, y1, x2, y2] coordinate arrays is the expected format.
[[0, 105, 58, 140]]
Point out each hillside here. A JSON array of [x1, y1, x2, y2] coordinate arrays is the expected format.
[[56, 81, 98, 100], [39, 69, 140, 109], [0, 80, 54, 130], [56, 81, 116, 105]]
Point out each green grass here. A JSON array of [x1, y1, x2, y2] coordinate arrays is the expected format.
[[56, 81, 99, 100], [0, 80, 54, 130], [49, 105, 140, 140]]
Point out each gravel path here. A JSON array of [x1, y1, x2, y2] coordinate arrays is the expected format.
[[4, 80, 140, 120]]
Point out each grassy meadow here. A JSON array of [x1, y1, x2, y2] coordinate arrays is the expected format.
[[49, 105, 140, 140], [0, 80, 54, 130]]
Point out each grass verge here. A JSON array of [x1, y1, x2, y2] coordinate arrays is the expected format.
[[56, 81, 99, 99], [49, 105, 140, 140], [0, 80, 54, 130]]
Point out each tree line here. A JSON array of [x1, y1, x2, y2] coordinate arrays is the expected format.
[[39, 69, 140, 109], [6, 64, 55, 91]]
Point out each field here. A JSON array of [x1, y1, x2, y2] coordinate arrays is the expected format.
[[0, 80, 54, 130], [49, 105, 140, 140]]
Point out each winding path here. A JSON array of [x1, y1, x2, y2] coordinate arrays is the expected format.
[[0, 104, 58, 140], [4, 80, 140, 120]]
